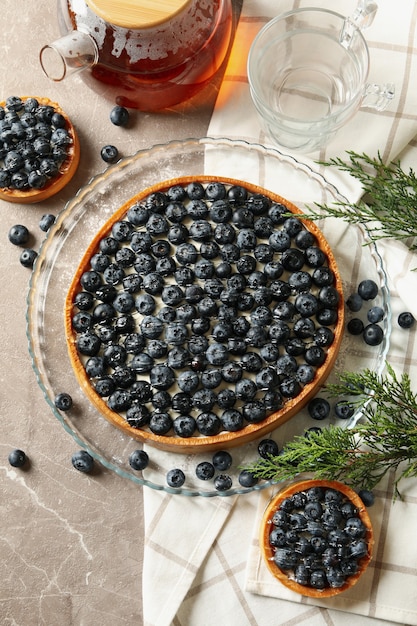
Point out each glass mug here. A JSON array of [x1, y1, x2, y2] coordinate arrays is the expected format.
[[247, 4, 395, 152]]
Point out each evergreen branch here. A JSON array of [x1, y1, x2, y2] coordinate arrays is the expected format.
[[300, 152, 417, 249], [244, 364, 417, 498]]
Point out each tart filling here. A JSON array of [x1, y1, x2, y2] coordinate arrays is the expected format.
[[260, 480, 374, 597], [0, 96, 80, 203], [65, 177, 344, 453]]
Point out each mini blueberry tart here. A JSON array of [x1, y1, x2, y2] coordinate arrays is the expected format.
[[260, 479, 374, 597], [0, 96, 80, 203], [65, 177, 344, 453]]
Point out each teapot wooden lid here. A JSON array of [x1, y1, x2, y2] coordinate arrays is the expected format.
[[85, 0, 193, 28]]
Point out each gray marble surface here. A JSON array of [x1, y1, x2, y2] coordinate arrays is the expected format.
[[0, 1, 240, 623]]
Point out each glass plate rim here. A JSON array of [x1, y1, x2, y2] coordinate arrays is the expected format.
[[25, 136, 392, 496]]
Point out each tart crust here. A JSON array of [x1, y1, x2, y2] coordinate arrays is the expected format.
[[260, 479, 374, 597], [0, 96, 80, 204], [65, 176, 345, 453]]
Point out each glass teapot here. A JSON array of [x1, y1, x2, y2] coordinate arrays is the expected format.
[[40, 0, 233, 111]]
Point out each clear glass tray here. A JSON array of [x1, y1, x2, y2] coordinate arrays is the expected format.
[[26, 137, 391, 497]]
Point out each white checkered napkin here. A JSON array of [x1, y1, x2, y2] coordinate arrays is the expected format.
[[209, 0, 417, 202], [142, 1, 417, 624]]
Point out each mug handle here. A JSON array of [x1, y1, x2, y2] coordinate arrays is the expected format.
[[361, 83, 396, 111]]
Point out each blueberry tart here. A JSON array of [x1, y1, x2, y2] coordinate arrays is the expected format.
[[65, 177, 344, 453], [260, 479, 374, 597], [0, 96, 80, 203]]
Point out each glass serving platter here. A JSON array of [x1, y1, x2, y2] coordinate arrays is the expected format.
[[27, 137, 391, 497]]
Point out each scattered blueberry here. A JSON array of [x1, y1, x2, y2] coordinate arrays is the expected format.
[[129, 449, 149, 470], [367, 306, 384, 324], [54, 392, 73, 411], [166, 468, 185, 488], [195, 461, 215, 481], [109, 105, 130, 126], [214, 474, 233, 491], [347, 318, 364, 335], [363, 323, 384, 346], [39, 213, 56, 232], [308, 398, 331, 420], [357, 489, 375, 507], [71, 449, 94, 473], [357, 279, 378, 301], [334, 401, 355, 420], [398, 311, 415, 329], [238, 469, 259, 487], [19, 248, 37, 268], [212, 450, 233, 471], [8, 448, 27, 468], [8, 224, 29, 245], [258, 438, 279, 458], [346, 293, 362, 312], [101, 144, 119, 163]]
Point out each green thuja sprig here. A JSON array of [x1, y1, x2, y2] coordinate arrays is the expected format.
[[301, 151, 417, 249], [245, 364, 417, 498]]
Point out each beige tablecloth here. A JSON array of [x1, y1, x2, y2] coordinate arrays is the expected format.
[[143, 1, 417, 625]]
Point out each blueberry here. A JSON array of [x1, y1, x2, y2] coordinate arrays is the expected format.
[[149, 412, 172, 434], [358, 489, 375, 507], [221, 408, 244, 431], [166, 468, 185, 488], [19, 248, 37, 268], [149, 364, 175, 390], [195, 411, 221, 436], [273, 548, 298, 570], [173, 415, 196, 437], [398, 311, 415, 329], [108, 390, 132, 412], [358, 279, 378, 300], [295, 292, 319, 317], [110, 105, 130, 126], [129, 449, 149, 470], [235, 378, 257, 401], [71, 450, 94, 473], [257, 439, 279, 458], [237, 403, 262, 424], [347, 318, 364, 335], [344, 517, 366, 538], [212, 450, 233, 471], [367, 306, 384, 323], [8, 449, 27, 468], [214, 474, 233, 491], [363, 323, 384, 346], [8, 224, 29, 245], [335, 401, 355, 420], [280, 378, 302, 398], [187, 181, 205, 199], [101, 144, 119, 163], [54, 392, 73, 411], [126, 403, 151, 427], [346, 293, 362, 312], [206, 343, 228, 365], [94, 377, 116, 397], [308, 397, 330, 420], [195, 461, 215, 481], [349, 538, 368, 558], [167, 346, 190, 369], [238, 469, 259, 487], [296, 364, 315, 384], [177, 370, 199, 393]]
